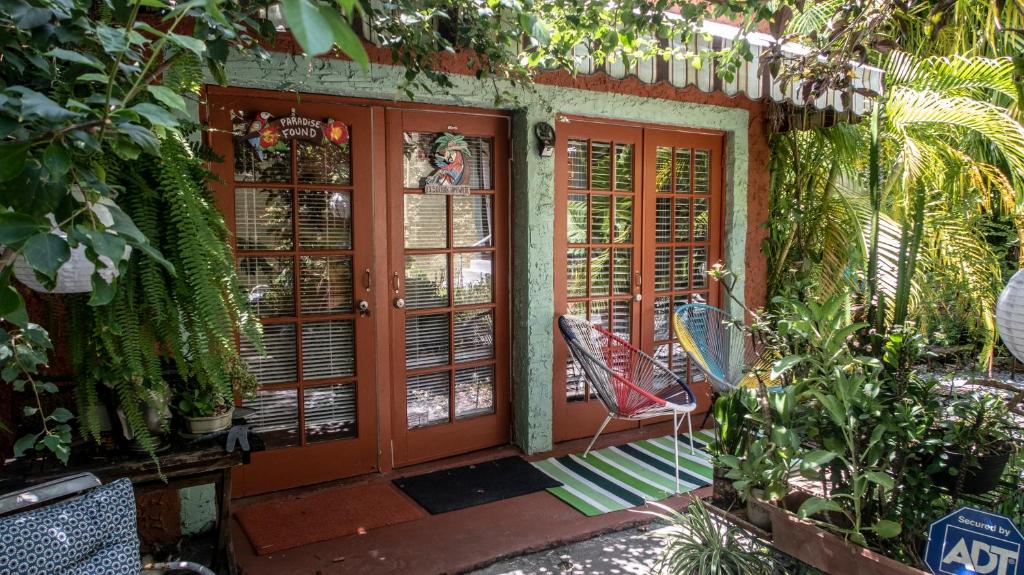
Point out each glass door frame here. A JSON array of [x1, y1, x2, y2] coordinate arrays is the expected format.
[[552, 114, 726, 443], [385, 108, 511, 467], [206, 87, 380, 497]]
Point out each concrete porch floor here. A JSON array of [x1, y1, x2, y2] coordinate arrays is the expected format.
[[232, 420, 711, 575]]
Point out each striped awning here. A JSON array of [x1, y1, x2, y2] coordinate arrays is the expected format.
[[571, 19, 885, 125]]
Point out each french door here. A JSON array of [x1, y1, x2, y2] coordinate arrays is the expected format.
[[207, 89, 509, 496], [386, 110, 510, 467], [553, 116, 723, 443]]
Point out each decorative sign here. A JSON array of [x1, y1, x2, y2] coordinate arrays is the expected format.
[[242, 112, 349, 159], [423, 132, 471, 195], [925, 507, 1023, 575]]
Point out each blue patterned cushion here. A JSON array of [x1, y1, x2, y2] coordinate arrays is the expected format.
[[0, 478, 141, 575]]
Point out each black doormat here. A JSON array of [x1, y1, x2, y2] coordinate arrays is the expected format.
[[392, 456, 562, 514]]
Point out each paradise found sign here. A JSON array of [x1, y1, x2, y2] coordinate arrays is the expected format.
[[925, 507, 1023, 575], [242, 111, 349, 159], [423, 132, 471, 196]]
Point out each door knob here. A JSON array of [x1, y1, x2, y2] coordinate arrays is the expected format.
[[357, 300, 370, 316], [393, 297, 405, 309]]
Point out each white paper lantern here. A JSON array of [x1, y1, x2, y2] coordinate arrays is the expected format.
[[996, 269, 1024, 363]]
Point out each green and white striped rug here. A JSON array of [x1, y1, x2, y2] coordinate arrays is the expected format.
[[531, 428, 715, 516]]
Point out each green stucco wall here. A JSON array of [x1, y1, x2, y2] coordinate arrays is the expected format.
[[179, 483, 217, 536], [213, 52, 748, 455]]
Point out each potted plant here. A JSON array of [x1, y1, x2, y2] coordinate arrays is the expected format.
[[176, 386, 235, 435], [709, 389, 751, 506], [936, 391, 1016, 495], [719, 436, 788, 530]]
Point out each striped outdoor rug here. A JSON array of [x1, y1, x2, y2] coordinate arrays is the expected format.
[[531, 428, 715, 516]]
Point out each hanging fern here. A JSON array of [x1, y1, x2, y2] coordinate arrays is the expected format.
[[69, 127, 262, 460]]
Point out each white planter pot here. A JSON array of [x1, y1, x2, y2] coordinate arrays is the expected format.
[[12, 238, 131, 294], [184, 407, 235, 435], [997, 269, 1024, 363]]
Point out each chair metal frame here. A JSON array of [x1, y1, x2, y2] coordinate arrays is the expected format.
[[559, 315, 698, 493], [0, 472, 214, 575]]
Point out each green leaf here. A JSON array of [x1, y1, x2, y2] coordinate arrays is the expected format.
[[800, 449, 838, 469], [797, 496, 843, 519], [0, 285, 28, 327], [39, 382, 58, 393], [44, 48, 105, 70], [43, 144, 70, 176], [870, 519, 902, 538], [0, 212, 45, 246], [77, 73, 110, 83], [117, 123, 161, 156], [166, 33, 207, 56], [771, 354, 805, 379], [88, 272, 117, 306], [146, 86, 187, 113], [10, 87, 77, 121], [23, 406, 38, 416], [130, 103, 179, 127], [0, 144, 30, 182], [41, 434, 70, 464], [320, 4, 369, 69], [22, 233, 70, 280], [281, 0, 336, 56], [865, 471, 895, 491], [13, 433, 39, 457], [49, 407, 74, 423]]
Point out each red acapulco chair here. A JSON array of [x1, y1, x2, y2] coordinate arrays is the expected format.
[[558, 315, 698, 493]]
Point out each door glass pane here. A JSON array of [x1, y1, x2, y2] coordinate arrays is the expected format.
[[675, 148, 691, 192], [674, 247, 690, 291], [300, 256, 352, 314], [589, 299, 609, 329], [406, 313, 450, 369], [613, 196, 632, 243], [655, 198, 671, 243], [611, 300, 631, 341], [654, 296, 670, 340], [404, 195, 447, 249], [591, 195, 611, 243], [568, 139, 588, 189], [674, 198, 691, 242], [590, 142, 611, 190], [694, 149, 710, 193], [407, 371, 450, 428], [242, 389, 299, 448], [454, 310, 494, 362], [405, 254, 448, 309], [567, 248, 587, 298], [612, 249, 632, 295], [655, 146, 672, 192], [455, 366, 494, 419], [403, 132, 492, 189], [654, 247, 671, 291], [453, 252, 492, 305], [240, 324, 296, 384], [297, 138, 351, 184], [567, 194, 588, 243], [235, 188, 293, 250], [694, 198, 709, 241], [452, 195, 492, 247], [590, 249, 610, 296], [614, 143, 633, 192], [233, 115, 291, 183], [693, 247, 708, 288], [301, 320, 355, 380], [237, 256, 294, 317], [304, 384, 357, 442], [298, 190, 352, 249]]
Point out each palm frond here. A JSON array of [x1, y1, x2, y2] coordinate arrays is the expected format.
[[884, 52, 1019, 102]]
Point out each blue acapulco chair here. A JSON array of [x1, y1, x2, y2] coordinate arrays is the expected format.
[[672, 303, 780, 424]]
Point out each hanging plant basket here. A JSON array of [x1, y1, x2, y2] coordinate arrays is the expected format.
[[12, 240, 131, 294]]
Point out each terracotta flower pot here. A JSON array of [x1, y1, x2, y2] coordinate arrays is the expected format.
[[764, 491, 928, 575]]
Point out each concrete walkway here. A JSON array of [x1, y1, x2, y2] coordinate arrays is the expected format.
[[468, 524, 670, 575]]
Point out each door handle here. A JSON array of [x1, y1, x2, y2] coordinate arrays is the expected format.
[[392, 271, 401, 293], [363, 268, 372, 291]]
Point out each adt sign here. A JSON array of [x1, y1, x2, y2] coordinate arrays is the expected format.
[[925, 507, 1024, 575]]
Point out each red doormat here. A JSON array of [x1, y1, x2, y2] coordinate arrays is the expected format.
[[235, 482, 428, 555]]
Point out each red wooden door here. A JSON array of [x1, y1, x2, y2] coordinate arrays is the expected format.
[[553, 116, 725, 442], [385, 109, 511, 467], [207, 89, 379, 496]]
